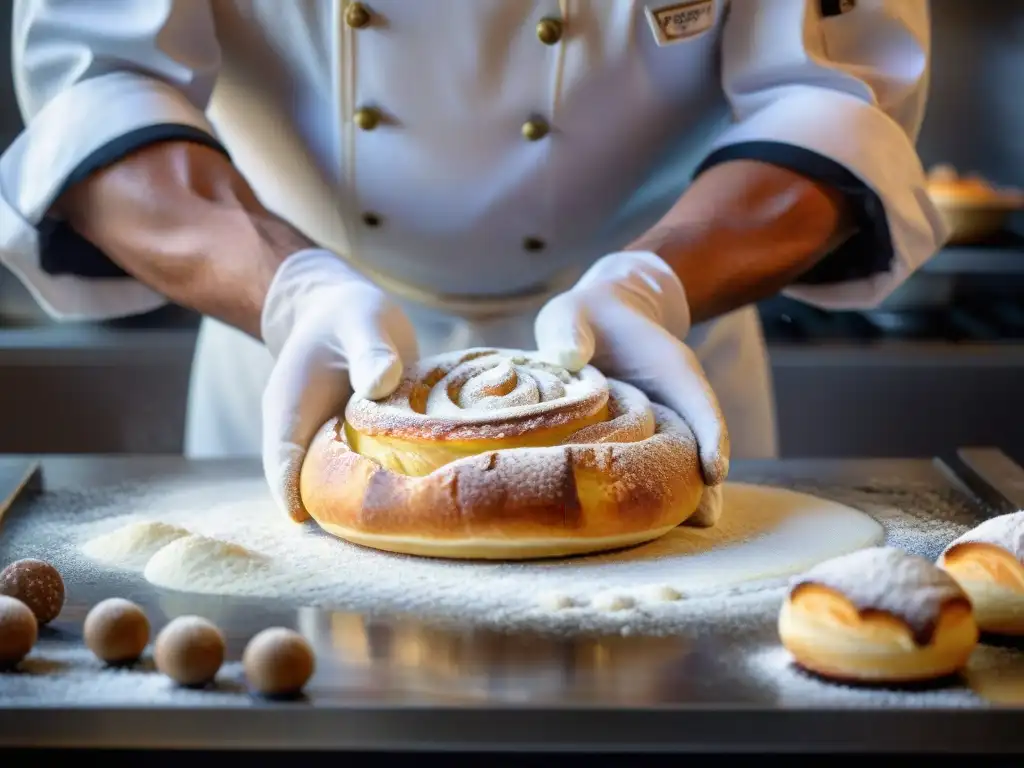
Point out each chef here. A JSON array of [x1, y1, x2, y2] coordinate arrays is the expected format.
[[1, 0, 946, 520]]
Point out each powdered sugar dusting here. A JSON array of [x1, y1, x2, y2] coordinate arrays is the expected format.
[[345, 348, 612, 442], [792, 547, 968, 644], [941, 510, 1024, 562]]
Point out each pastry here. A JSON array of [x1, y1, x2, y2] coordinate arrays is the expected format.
[[300, 347, 719, 559], [925, 165, 1023, 243], [939, 511, 1024, 635], [778, 547, 978, 683]]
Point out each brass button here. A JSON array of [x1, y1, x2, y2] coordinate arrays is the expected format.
[[362, 212, 382, 227], [521, 117, 549, 142], [523, 236, 546, 252], [354, 106, 381, 131], [345, 3, 372, 28], [536, 17, 563, 45]]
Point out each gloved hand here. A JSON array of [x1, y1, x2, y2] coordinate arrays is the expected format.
[[534, 250, 730, 486], [261, 248, 418, 521]]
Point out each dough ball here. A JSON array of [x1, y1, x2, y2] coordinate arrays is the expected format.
[[84, 598, 150, 665], [243, 627, 315, 697], [591, 593, 635, 612], [154, 615, 226, 687], [0, 595, 38, 669], [640, 585, 683, 603], [82, 521, 192, 570], [0, 558, 65, 625], [537, 592, 574, 611]]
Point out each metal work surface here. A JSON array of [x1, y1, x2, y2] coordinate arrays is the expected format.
[[0, 454, 1022, 754]]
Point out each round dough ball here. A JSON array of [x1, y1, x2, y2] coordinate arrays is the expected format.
[[537, 592, 574, 611], [592, 593, 635, 612], [84, 598, 150, 665], [0, 558, 65, 625], [0, 595, 38, 669], [640, 584, 683, 603], [243, 627, 315, 697], [154, 615, 226, 687]]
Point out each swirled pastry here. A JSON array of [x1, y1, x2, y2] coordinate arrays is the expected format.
[[779, 547, 978, 683], [299, 348, 715, 559], [939, 512, 1024, 636]]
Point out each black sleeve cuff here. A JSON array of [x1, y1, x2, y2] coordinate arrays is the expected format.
[[693, 141, 893, 286], [38, 124, 229, 279]]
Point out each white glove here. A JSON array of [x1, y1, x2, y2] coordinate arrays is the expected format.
[[535, 250, 730, 486], [261, 249, 418, 521]]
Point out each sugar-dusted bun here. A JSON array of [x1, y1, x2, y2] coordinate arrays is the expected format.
[[939, 512, 1024, 636], [299, 348, 718, 560], [778, 547, 978, 683]]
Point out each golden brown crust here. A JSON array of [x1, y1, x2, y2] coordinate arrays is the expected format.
[[790, 547, 969, 646], [927, 176, 1023, 208], [939, 516, 1024, 635], [300, 402, 705, 558], [778, 584, 978, 684], [299, 348, 711, 559]]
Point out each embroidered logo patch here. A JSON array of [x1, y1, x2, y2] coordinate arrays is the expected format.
[[645, 0, 716, 47]]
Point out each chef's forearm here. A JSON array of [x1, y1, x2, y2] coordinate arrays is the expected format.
[[52, 141, 315, 338], [627, 160, 853, 325]]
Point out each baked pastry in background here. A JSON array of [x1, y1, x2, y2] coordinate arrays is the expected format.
[[939, 511, 1024, 636], [778, 547, 978, 683], [300, 348, 718, 560], [926, 164, 1024, 244]]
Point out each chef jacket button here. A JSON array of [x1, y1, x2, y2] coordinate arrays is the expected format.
[[523, 236, 546, 252], [354, 107, 382, 131], [361, 212, 382, 227], [345, 3, 372, 28], [521, 117, 550, 142], [536, 17, 563, 45]]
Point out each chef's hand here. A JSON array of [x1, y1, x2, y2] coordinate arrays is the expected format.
[[535, 251, 730, 485], [261, 249, 418, 521]]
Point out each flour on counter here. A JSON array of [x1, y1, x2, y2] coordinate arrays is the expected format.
[[0, 470, 979, 638], [744, 641, 1024, 708], [81, 520, 191, 570], [62, 481, 882, 634], [1, 640, 251, 707]]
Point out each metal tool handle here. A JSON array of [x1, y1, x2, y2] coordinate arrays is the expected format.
[[951, 447, 1024, 515], [0, 459, 42, 528]]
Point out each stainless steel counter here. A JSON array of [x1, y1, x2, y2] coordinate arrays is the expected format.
[[0, 454, 1021, 754]]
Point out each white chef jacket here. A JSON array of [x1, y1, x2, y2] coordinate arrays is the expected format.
[[1, 0, 947, 459]]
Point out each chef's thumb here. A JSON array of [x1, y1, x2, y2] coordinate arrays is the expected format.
[[534, 293, 596, 372], [652, 337, 731, 486], [343, 329, 408, 401]]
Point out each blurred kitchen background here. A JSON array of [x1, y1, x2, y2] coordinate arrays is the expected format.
[[0, 0, 1021, 461]]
